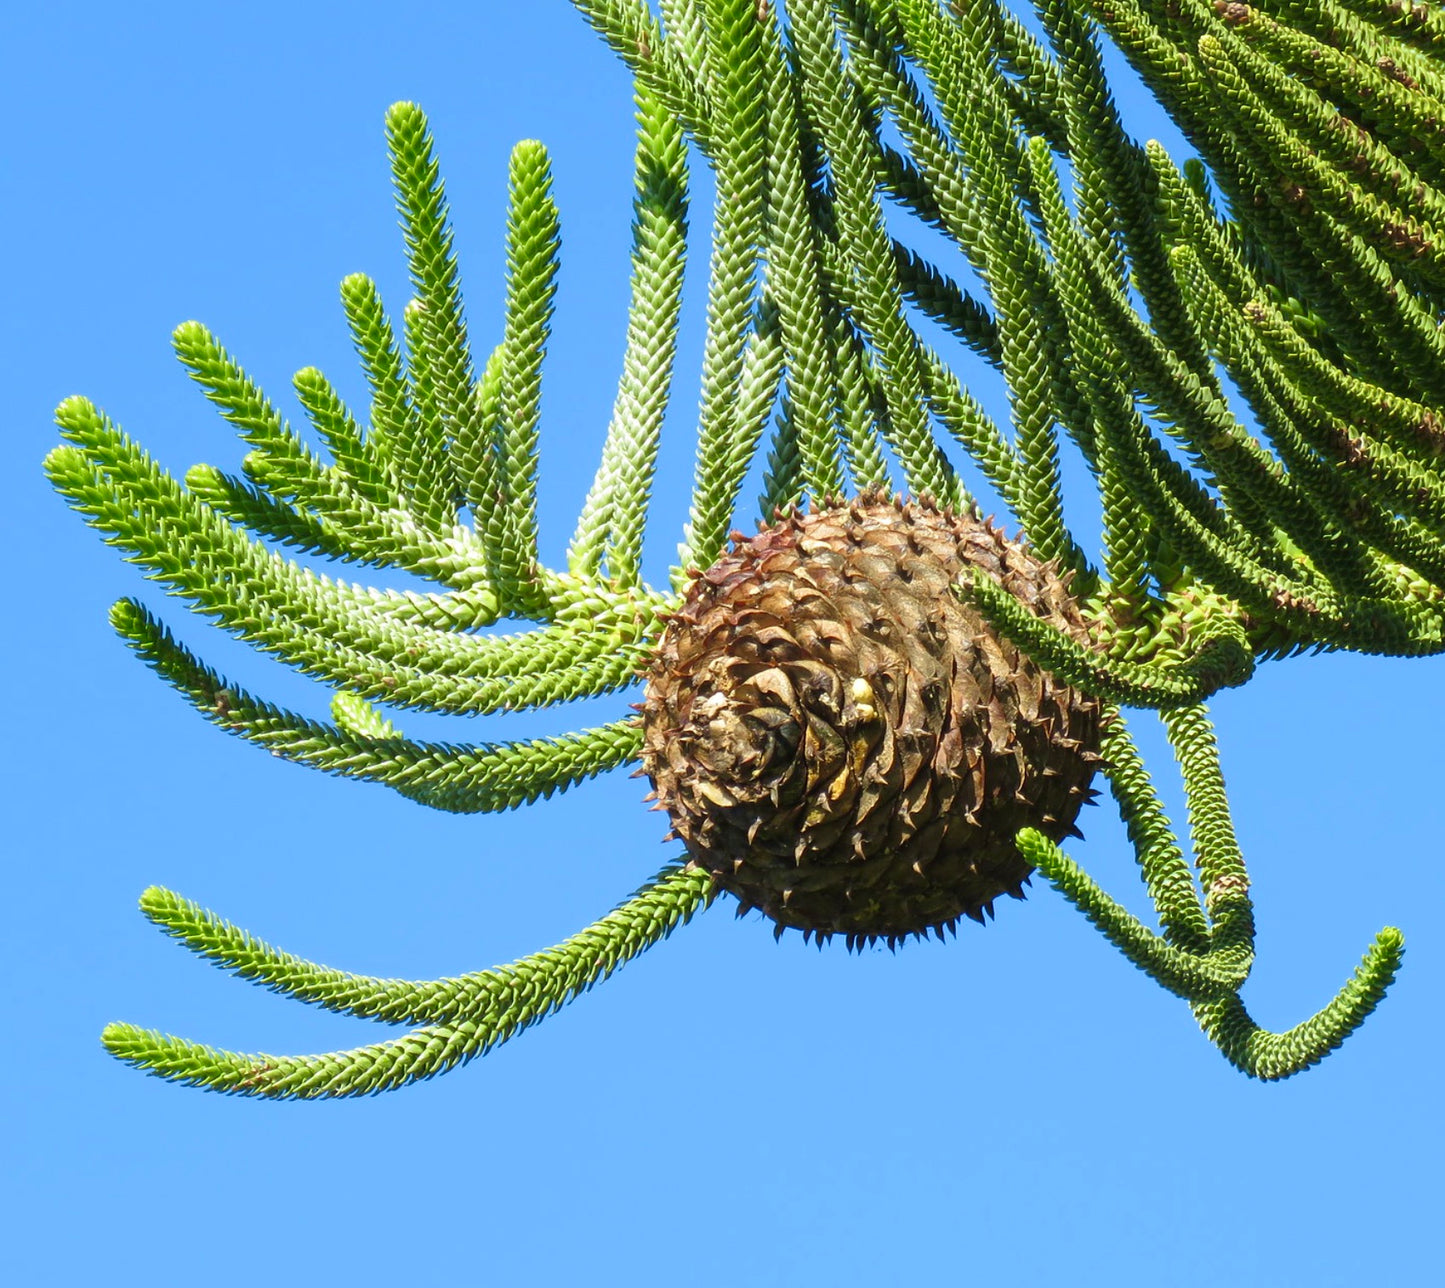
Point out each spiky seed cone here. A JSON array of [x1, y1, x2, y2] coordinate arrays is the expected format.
[[640, 493, 1104, 948]]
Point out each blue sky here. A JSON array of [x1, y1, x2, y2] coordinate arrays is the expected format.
[[6, 3, 1442, 1284]]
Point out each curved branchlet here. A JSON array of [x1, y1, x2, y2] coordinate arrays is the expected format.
[[1162, 703, 1255, 974], [1192, 928, 1405, 1082], [1017, 829, 1250, 997], [956, 568, 1255, 709], [1097, 709, 1209, 953], [112, 600, 642, 813], [569, 86, 690, 585], [673, 0, 776, 577], [491, 139, 560, 610], [1023, 822, 1403, 1079], [1021, 699, 1401, 1077], [104, 865, 715, 1097]]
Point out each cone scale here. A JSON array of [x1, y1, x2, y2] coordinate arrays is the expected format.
[[641, 494, 1104, 948]]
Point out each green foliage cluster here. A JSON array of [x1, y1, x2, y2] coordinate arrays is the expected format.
[[48, 0, 1444, 1095]]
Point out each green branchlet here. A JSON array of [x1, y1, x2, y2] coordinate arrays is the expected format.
[[1021, 707, 1402, 1080], [104, 866, 714, 1097]]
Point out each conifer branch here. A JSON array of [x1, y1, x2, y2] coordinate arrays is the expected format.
[[791, 0, 957, 505], [51, 1, 1445, 1093], [569, 87, 690, 584], [103, 865, 715, 1097], [1018, 829, 1250, 997], [494, 139, 560, 605], [957, 569, 1255, 709], [1162, 704, 1254, 972], [1191, 928, 1405, 1081], [675, 0, 773, 574], [386, 102, 472, 533], [1098, 710, 1210, 954], [110, 600, 641, 812]]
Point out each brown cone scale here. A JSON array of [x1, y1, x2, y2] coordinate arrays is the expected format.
[[640, 494, 1103, 948]]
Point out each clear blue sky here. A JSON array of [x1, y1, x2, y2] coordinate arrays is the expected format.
[[6, 4, 1442, 1284]]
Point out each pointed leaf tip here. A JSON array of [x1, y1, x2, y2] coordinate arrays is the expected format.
[[52, 395, 99, 434], [137, 885, 176, 918], [41, 443, 81, 477], [52, 394, 95, 423], [100, 1021, 149, 1063], [385, 101, 424, 127], [171, 319, 207, 346], [184, 462, 222, 490], [107, 597, 145, 635]]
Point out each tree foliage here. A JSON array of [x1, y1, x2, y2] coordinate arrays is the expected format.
[[49, 0, 1445, 1094]]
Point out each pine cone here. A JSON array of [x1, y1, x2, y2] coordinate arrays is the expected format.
[[640, 494, 1103, 948]]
